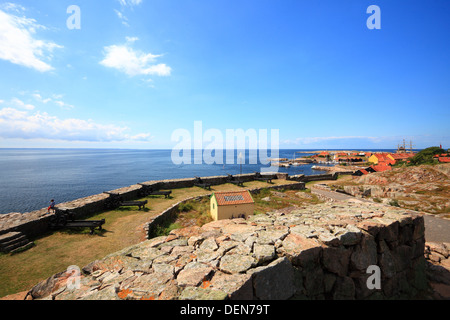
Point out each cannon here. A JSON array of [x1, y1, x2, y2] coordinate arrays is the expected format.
[[194, 177, 211, 190], [49, 209, 105, 235], [226, 174, 244, 187]]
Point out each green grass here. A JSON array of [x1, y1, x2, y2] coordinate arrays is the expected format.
[[0, 178, 301, 298]]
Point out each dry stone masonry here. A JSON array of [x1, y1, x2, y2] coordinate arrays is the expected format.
[[0, 172, 318, 240], [26, 199, 428, 300]]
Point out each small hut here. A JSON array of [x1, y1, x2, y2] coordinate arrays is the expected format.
[[210, 190, 255, 221]]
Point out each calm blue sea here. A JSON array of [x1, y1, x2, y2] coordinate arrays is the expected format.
[[0, 148, 396, 214]]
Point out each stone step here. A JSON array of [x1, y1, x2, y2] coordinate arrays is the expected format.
[[9, 242, 35, 255], [0, 231, 33, 254], [2, 238, 31, 253], [0, 234, 28, 249], [0, 231, 22, 243]]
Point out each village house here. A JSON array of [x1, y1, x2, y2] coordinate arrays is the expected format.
[[370, 163, 392, 172], [352, 168, 369, 176], [388, 153, 415, 163], [368, 153, 396, 165], [210, 190, 255, 221]]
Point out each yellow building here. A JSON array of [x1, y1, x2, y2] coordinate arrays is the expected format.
[[368, 153, 395, 165], [210, 190, 255, 221], [368, 154, 380, 164]]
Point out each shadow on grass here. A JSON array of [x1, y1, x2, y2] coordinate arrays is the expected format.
[[115, 207, 150, 213], [54, 227, 111, 237]]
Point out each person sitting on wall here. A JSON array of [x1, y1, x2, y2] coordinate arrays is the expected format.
[[47, 199, 55, 214]]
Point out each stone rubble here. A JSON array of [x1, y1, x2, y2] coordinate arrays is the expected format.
[[25, 200, 431, 300]]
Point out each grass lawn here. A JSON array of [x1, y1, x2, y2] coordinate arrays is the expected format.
[[0, 179, 300, 298]]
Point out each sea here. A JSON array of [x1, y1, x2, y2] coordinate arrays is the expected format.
[[0, 148, 398, 215]]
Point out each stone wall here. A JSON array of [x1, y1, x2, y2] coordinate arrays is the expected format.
[[25, 200, 429, 300], [0, 173, 305, 240], [144, 182, 306, 239]]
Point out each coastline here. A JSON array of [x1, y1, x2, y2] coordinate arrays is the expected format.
[[0, 171, 340, 239]]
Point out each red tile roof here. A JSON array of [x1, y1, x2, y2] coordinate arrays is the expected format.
[[438, 157, 450, 163], [390, 153, 414, 160], [213, 190, 254, 206], [370, 163, 392, 172], [373, 153, 395, 164]]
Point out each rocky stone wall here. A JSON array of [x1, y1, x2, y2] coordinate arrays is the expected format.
[[25, 200, 429, 300], [0, 173, 304, 240], [144, 182, 306, 239], [301, 173, 338, 183], [424, 242, 450, 299]]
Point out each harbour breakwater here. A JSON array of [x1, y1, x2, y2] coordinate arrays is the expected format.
[[0, 172, 338, 240]]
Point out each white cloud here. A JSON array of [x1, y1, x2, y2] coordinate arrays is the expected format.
[[31, 92, 74, 109], [10, 97, 35, 110], [0, 107, 152, 142], [114, 9, 129, 27], [118, 0, 143, 7], [53, 100, 74, 109], [125, 36, 139, 43], [0, 9, 62, 72], [100, 39, 171, 77], [0, 2, 26, 13]]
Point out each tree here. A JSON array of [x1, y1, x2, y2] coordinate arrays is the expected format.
[[409, 146, 444, 165]]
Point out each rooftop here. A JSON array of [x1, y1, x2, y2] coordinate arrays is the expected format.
[[212, 190, 254, 206]]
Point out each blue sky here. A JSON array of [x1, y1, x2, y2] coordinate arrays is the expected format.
[[0, 0, 449, 150]]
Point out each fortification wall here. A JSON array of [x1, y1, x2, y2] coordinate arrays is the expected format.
[[0, 172, 313, 239], [144, 182, 306, 239], [25, 200, 428, 300]]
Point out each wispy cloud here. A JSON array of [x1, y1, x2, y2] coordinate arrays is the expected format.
[[10, 97, 35, 110], [0, 107, 152, 142], [114, 9, 129, 27], [118, 0, 143, 7], [0, 2, 26, 13], [0, 8, 62, 72], [32, 92, 74, 109], [100, 38, 171, 77]]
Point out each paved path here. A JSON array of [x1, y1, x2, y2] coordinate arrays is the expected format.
[[310, 186, 450, 243]]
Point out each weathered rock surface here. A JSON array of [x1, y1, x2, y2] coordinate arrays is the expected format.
[[25, 201, 430, 300], [340, 164, 450, 216], [424, 242, 450, 299]]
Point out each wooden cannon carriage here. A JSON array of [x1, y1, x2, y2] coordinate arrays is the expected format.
[[137, 183, 172, 198], [254, 172, 273, 183], [49, 209, 105, 235], [104, 191, 149, 210], [226, 174, 244, 187], [194, 177, 211, 190]]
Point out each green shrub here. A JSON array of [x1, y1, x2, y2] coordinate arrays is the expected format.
[[409, 146, 445, 165], [178, 202, 194, 212], [389, 199, 400, 207]]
